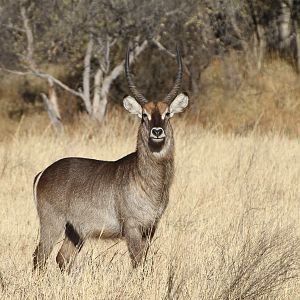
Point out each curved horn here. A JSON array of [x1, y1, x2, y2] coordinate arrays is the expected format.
[[164, 45, 183, 103], [125, 46, 148, 104]]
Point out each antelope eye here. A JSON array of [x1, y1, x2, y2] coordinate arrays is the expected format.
[[166, 112, 170, 117], [142, 113, 147, 119]]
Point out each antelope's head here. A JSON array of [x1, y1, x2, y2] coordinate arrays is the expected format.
[[123, 46, 189, 153]]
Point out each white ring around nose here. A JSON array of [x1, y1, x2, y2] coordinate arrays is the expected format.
[[150, 127, 166, 139]]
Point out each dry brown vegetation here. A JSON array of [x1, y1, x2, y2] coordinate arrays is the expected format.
[[191, 56, 300, 136], [2, 57, 300, 138], [0, 111, 299, 299]]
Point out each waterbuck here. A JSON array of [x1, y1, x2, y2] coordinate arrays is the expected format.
[[33, 46, 189, 271]]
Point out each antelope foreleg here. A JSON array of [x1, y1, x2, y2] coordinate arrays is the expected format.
[[124, 222, 147, 268]]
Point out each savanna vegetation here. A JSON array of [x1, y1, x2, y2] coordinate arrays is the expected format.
[[1, 1, 300, 299], [0, 119, 300, 299]]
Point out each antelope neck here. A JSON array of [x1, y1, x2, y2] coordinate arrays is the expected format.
[[134, 128, 174, 190]]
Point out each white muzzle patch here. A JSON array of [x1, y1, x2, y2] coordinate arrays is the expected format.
[[150, 127, 166, 141]]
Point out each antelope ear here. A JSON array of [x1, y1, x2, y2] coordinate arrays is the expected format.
[[123, 96, 142, 118], [169, 93, 189, 117]]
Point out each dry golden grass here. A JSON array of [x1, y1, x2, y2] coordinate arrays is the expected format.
[[194, 57, 300, 135], [0, 114, 299, 299]]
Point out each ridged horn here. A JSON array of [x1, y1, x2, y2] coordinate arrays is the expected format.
[[163, 45, 183, 103], [125, 46, 148, 104]]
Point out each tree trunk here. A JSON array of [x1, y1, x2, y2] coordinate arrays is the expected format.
[[279, 0, 292, 50], [82, 37, 93, 114], [92, 40, 148, 122], [41, 78, 63, 133], [92, 64, 123, 122], [294, 19, 300, 74], [92, 68, 103, 118], [47, 77, 61, 119], [20, 6, 36, 69], [247, 0, 265, 71], [252, 26, 264, 71], [257, 24, 266, 71]]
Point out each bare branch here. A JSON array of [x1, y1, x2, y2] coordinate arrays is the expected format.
[[105, 36, 110, 73], [96, 35, 116, 74], [152, 39, 191, 77], [0, 66, 30, 76], [32, 69, 84, 99], [0, 64, 83, 98], [3, 23, 26, 33], [152, 39, 176, 58], [165, 8, 181, 17], [110, 38, 117, 47]]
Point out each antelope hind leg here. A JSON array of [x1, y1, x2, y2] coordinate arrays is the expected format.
[[33, 216, 64, 272], [56, 237, 82, 272], [56, 222, 84, 272]]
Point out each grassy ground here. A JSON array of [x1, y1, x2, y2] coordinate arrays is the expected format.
[[0, 114, 299, 299]]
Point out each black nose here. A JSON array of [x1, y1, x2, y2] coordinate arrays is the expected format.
[[151, 128, 163, 137]]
